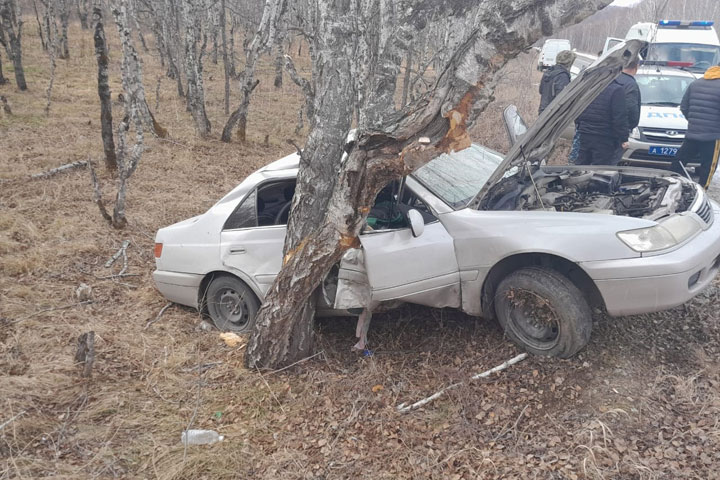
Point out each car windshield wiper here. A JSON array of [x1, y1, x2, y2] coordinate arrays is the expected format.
[[644, 101, 680, 107]]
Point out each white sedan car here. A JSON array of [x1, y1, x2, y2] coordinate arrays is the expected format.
[[154, 49, 720, 358]]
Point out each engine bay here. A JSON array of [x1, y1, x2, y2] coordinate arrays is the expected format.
[[483, 168, 697, 221]]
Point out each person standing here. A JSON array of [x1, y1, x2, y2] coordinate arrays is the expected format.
[[575, 80, 628, 165], [613, 60, 641, 163], [671, 64, 720, 189], [538, 50, 575, 114]]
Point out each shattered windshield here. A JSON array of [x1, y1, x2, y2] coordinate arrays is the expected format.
[[412, 144, 504, 209], [636, 73, 693, 106]]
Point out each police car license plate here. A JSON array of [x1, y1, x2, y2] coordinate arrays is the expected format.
[[648, 146, 678, 157]]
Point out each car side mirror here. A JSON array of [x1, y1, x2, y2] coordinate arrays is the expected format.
[[407, 209, 424, 238]]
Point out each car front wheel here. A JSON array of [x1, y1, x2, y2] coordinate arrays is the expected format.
[[495, 267, 592, 358], [206, 275, 260, 333]]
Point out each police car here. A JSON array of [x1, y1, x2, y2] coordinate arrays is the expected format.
[[622, 65, 697, 169]]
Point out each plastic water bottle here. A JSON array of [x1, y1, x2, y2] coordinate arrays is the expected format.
[[181, 429, 224, 445]]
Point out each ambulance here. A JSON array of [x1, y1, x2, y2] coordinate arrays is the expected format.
[[605, 20, 720, 75]]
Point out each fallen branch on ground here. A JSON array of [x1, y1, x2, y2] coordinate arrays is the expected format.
[[267, 350, 325, 375], [31, 160, 88, 179], [397, 353, 528, 413], [0, 411, 26, 431], [144, 302, 172, 330], [105, 240, 131, 268]]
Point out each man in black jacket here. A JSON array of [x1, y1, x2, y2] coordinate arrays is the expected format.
[[613, 60, 641, 162], [575, 80, 628, 165], [538, 50, 575, 114], [671, 64, 720, 188]]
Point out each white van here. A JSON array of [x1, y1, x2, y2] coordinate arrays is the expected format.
[[603, 21, 720, 74], [537, 39, 571, 70]]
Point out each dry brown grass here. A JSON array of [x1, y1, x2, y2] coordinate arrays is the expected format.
[[2, 20, 720, 480]]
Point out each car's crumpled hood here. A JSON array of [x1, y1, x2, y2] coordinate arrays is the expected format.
[[468, 39, 646, 210]]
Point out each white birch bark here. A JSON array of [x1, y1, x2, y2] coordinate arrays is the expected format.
[[247, 0, 617, 369], [181, 0, 211, 137], [112, 0, 167, 137]]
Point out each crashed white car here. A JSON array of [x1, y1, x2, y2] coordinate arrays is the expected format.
[[154, 43, 720, 358]]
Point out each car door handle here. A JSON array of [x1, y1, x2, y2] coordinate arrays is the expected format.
[[229, 246, 246, 254]]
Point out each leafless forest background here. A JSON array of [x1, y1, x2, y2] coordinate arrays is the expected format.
[[1, 0, 720, 478]]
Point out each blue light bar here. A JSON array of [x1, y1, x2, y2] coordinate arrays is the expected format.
[[690, 21, 714, 27], [659, 20, 682, 26]]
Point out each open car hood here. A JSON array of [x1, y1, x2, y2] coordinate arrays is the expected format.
[[468, 39, 646, 210]]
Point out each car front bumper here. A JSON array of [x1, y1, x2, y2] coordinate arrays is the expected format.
[[621, 138, 699, 169], [580, 207, 720, 317], [153, 270, 204, 309]]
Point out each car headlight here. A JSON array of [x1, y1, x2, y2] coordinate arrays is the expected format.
[[617, 214, 702, 252], [629, 127, 641, 140]]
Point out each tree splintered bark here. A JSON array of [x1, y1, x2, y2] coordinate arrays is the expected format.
[[93, 4, 116, 171], [221, 0, 286, 143], [245, 0, 357, 368], [0, 0, 27, 90], [245, 0, 615, 369], [181, 0, 211, 137]]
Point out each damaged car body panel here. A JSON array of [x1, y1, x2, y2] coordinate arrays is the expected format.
[[153, 40, 720, 358]]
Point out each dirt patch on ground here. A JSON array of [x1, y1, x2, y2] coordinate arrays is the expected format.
[[1, 25, 720, 480]]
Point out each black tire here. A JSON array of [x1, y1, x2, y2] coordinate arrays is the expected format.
[[495, 267, 592, 358], [206, 275, 260, 333]]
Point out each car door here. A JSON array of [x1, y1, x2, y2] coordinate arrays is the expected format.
[[219, 181, 294, 294], [338, 183, 461, 308]]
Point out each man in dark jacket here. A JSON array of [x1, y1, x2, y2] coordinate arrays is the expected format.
[[575, 80, 628, 165], [613, 60, 641, 162], [538, 50, 575, 114], [671, 65, 720, 188]]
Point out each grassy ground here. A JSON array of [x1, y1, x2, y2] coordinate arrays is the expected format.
[[2, 21, 720, 480]]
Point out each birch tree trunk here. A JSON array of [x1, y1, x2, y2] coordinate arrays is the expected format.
[[93, 3, 116, 171], [181, 0, 210, 137], [0, 0, 27, 91], [77, 0, 89, 29], [221, 0, 286, 143], [58, 0, 70, 59], [246, 0, 357, 367], [43, 0, 57, 114], [0, 50, 7, 85], [106, 0, 145, 228], [284, 53, 314, 133], [112, 0, 167, 138], [246, 0, 615, 369], [31, 0, 47, 50], [220, 0, 229, 114]]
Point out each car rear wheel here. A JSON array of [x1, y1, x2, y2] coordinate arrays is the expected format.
[[495, 267, 592, 358], [206, 275, 260, 333]]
